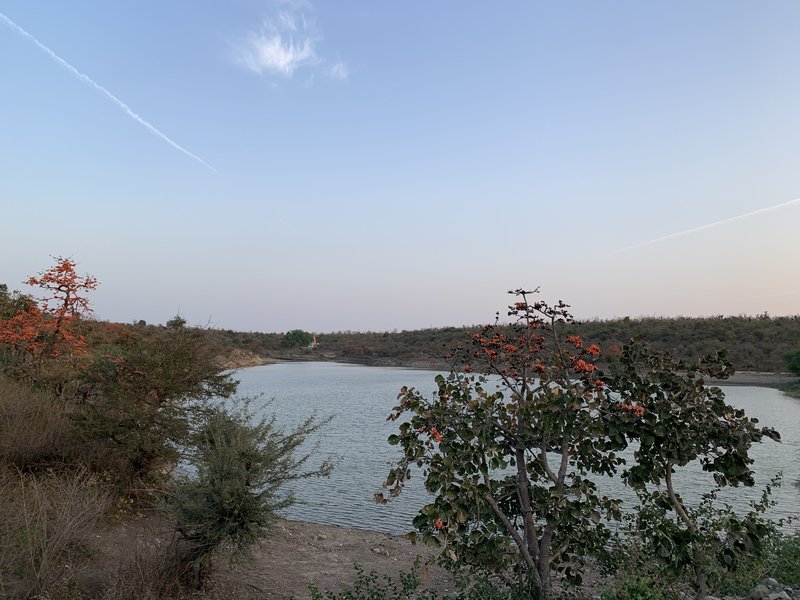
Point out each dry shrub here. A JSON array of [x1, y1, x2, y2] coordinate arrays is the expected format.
[[0, 375, 76, 470], [99, 538, 181, 600], [99, 537, 256, 600], [0, 468, 110, 599]]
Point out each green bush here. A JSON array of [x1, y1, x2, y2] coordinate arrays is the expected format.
[[166, 401, 334, 588], [74, 324, 238, 489], [308, 558, 435, 600]]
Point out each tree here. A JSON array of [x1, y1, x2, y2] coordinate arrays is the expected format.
[[166, 315, 187, 329], [167, 402, 334, 587], [0, 257, 97, 382], [381, 290, 625, 598], [75, 323, 238, 486], [784, 349, 800, 377], [382, 290, 781, 600], [282, 329, 313, 348], [606, 341, 781, 598]]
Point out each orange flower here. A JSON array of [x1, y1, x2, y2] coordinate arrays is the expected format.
[[430, 427, 443, 443], [567, 335, 583, 348], [435, 518, 443, 529], [619, 403, 645, 417], [574, 359, 598, 373], [587, 344, 601, 356], [463, 365, 473, 373]]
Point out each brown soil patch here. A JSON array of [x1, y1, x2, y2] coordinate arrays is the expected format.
[[85, 515, 454, 599]]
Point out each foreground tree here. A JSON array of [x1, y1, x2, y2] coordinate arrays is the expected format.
[[381, 290, 626, 598], [383, 290, 782, 600], [607, 341, 781, 599]]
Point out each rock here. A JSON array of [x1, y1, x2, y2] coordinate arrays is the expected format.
[[762, 579, 781, 591], [315, 534, 327, 541], [751, 585, 772, 600], [371, 547, 389, 556], [768, 593, 790, 600]]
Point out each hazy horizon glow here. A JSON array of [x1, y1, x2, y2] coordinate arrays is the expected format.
[[1, 1, 799, 332]]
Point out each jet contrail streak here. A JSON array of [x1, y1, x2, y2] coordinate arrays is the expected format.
[[607, 197, 800, 256], [0, 11, 217, 173]]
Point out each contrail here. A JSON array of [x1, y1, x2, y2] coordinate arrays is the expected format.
[[0, 11, 217, 173], [607, 197, 800, 256]]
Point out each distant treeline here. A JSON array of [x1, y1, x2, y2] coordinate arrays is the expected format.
[[208, 314, 800, 373]]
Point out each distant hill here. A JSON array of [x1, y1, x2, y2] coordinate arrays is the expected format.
[[208, 314, 800, 374]]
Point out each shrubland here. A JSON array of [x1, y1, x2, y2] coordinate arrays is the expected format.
[[0, 258, 332, 598]]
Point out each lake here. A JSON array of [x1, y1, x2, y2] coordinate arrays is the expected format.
[[234, 362, 800, 534]]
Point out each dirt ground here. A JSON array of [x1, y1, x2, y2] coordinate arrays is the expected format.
[[87, 515, 455, 599], [223, 519, 455, 598]]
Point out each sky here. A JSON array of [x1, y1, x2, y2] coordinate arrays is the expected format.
[[1, 1, 799, 333]]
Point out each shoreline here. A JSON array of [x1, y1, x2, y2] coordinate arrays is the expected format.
[[229, 358, 796, 390]]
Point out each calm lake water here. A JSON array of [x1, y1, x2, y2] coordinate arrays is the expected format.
[[234, 362, 800, 534]]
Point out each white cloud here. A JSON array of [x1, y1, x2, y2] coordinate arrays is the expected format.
[[233, 3, 347, 81], [329, 59, 349, 81], [236, 21, 316, 76]]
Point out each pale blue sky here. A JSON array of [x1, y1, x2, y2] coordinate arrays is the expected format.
[[1, 1, 799, 332]]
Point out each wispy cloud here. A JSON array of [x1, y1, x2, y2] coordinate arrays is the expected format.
[[235, 23, 315, 76], [233, 3, 347, 81], [607, 197, 800, 256], [329, 59, 349, 80], [234, 8, 317, 77], [0, 11, 217, 173]]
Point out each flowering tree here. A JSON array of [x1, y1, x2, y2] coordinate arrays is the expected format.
[[380, 290, 628, 598], [382, 290, 782, 599], [0, 257, 97, 378]]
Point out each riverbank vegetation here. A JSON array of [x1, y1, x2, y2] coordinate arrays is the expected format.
[[209, 313, 800, 375], [1, 260, 799, 599], [0, 258, 331, 598]]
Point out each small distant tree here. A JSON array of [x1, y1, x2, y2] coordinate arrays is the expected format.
[[282, 329, 313, 348], [167, 402, 334, 588], [166, 315, 187, 329], [784, 349, 800, 378]]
